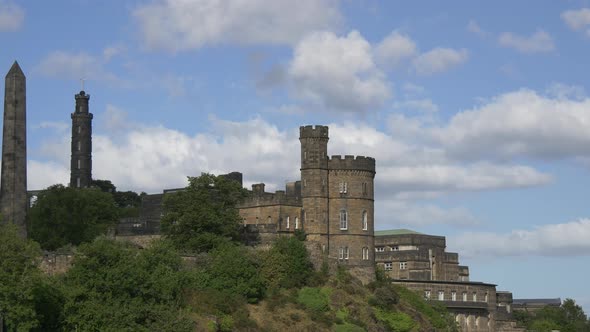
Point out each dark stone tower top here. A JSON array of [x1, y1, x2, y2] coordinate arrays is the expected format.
[[1, 61, 27, 237], [299, 125, 329, 170], [70, 90, 93, 188], [75, 90, 90, 113], [6, 61, 25, 78]]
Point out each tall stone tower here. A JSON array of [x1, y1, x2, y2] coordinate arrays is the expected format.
[[69, 90, 93, 188], [300, 125, 330, 255], [1, 61, 27, 237]]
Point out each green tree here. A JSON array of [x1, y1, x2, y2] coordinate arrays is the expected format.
[[0, 223, 43, 331], [27, 184, 118, 250], [190, 244, 266, 303], [260, 236, 313, 289], [62, 237, 193, 331], [161, 173, 248, 253]]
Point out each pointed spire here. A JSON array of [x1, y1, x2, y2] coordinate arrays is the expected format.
[[6, 61, 25, 78]]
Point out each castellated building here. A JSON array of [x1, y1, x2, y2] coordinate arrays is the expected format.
[[238, 125, 376, 281]]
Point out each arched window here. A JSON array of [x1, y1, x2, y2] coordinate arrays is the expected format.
[[267, 216, 272, 224], [362, 210, 368, 230], [339, 210, 348, 230], [286, 216, 290, 229], [77, 159, 81, 169], [77, 141, 81, 151], [295, 217, 299, 229]]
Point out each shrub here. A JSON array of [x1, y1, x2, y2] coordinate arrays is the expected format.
[[374, 309, 416, 332], [297, 287, 331, 314]]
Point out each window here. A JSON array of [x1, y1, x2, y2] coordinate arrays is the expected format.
[[462, 292, 467, 302], [391, 246, 399, 251], [77, 159, 81, 169], [425, 291, 431, 300], [362, 210, 368, 230], [384, 262, 393, 271], [267, 216, 272, 223], [339, 182, 347, 194], [303, 179, 307, 187], [399, 261, 407, 270], [339, 247, 349, 260], [304, 151, 307, 160], [362, 182, 367, 195], [362, 247, 369, 260], [375, 247, 385, 252], [484, 293, 488, 303], [77, 126, 81, 134], [438, 291, 444, 301], [286, 216, 290, 229], [472, 293, 477, 302], [295, 217, 299, 229], [77, 141, 81, 151], [451, 291, 457, 301], [339, 210, 348, 230], [76, 177, 81, 188]]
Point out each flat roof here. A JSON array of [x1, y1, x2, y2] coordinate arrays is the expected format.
[[513, 298, 561, 305], [374, 229, 424, 236]]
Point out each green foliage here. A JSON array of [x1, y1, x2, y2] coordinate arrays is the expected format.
[[62, 237, 193, 331], [294, 228, 306, 241], [190, 244, 266, 303], [27, 184, 118, 250], [514, 299, 590, 332], [297, 287, 331, 314], [0, 223, 43, 331], [91, 179, 116, 193], [393, 285, 457, 330], [369, 286, 399, 309], [260, 236, 314, 289], [161, 173, 248, 253], [374, 309, 416, 332]]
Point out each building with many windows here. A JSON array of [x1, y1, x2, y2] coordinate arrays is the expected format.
[[375, 229, 523, 332]]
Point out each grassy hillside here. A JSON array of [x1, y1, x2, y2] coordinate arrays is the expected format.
[[191, 268, 458, 332]]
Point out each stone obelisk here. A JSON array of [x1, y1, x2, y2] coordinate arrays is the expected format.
[[1, 61, 27, 238]]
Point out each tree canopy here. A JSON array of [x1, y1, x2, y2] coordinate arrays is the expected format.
[[161, 173, 248, 253], [27, 184, 119, 250], [0, 223, 43, 331]]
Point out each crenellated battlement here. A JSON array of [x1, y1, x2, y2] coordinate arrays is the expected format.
[[328, 155, 375, 172], [238, 182, 302, 208], [299, 125, 329, 139]]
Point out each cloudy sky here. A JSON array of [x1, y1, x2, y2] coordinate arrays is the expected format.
[[2, 0, 590, 313]]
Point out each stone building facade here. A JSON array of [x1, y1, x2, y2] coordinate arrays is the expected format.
[[375, 230, 523, 332], [236, 125, 376, 282], [69, 90, 93, 188]]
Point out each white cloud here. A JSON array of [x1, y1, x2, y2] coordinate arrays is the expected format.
[[412, 47, 469, 75], [378, 163, 551, 193], [133, 0, 341, 51], [449, 219, 590, 258], [561, 8, 590, 36], [35, 51, 121, 83], [0, 1, 24, 31], [375, 30, 417, 68], [498, 29, 555, 53], [376, 200, 479, 228], [28, 160, 69, 190], [287, 30, 390, 112], [429, 89, 590, 161]]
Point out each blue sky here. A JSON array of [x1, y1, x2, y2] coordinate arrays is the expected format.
[[2, 0, 590, 313]]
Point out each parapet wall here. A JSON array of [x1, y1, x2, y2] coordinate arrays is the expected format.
[[328, 155, 375, 172], [299, 125, 329, 138]]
